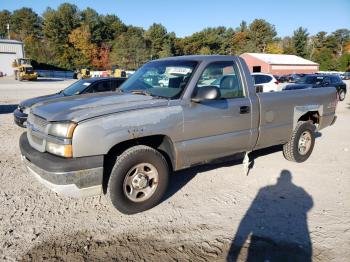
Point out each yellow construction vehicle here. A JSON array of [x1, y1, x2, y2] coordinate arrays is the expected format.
[[75, 67, 91, 79], [12, 58, 38, 81], [111, 65, 127, 78]]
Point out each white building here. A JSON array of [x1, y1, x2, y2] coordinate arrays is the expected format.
[[0, 39, 24, 76]]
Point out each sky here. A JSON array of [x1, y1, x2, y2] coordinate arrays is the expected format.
[[2, 0, 350, 37]]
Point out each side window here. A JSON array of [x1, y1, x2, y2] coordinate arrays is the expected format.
[[196, 61, 244, 99], [253, 75, 264, 85], [110, 80, 120, 91], [264, 75, 273, 83], [323, 76, 330, 85], [330, 76, 336, 84], [93, 81, 111, 92]]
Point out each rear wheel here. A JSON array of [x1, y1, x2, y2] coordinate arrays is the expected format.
[[283, 121, 315, 163], [107, 145, 169, 214], [338, 89, 346, 101]]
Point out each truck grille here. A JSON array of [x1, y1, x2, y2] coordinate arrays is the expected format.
[[27, 113, 48, 152], [27, 113, 48, 130]]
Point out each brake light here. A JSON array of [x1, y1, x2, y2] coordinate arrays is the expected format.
[[274, 81, 279, 85]]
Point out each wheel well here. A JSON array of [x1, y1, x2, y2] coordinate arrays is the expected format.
[[102, 135, 176, 194], [298, 111, 320, 125]]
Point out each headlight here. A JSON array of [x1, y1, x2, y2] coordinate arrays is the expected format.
[[23, 107, 30, 114], [48, 122, 77, 138], [46, 142, 73, 157]]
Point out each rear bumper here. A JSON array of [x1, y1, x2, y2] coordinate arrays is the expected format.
[[13, 109, 27, 127], [19, 132, 104, 197]]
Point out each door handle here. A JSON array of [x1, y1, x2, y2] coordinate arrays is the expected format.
[[240, 106, 250, 114]]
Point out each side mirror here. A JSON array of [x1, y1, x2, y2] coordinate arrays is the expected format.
[[192, 86, 220, 103], [255, 84, 264, 93]]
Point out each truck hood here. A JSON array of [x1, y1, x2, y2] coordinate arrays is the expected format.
[[31, 92, 169, 122], [19, 93, 64, 108]]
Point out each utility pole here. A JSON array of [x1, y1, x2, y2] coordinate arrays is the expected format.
[[6, 23, 10, 39]]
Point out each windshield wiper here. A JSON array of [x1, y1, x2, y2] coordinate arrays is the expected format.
[[128, 89, 169, 100], [130, 89, 151, 96]]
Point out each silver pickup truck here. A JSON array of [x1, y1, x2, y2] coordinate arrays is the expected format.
[[19, 56, 338, 214]]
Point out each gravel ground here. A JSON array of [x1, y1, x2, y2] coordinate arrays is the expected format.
[[0, 78, 349, 261]]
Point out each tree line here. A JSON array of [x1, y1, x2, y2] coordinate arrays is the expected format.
[[1, 3, 349, 71]]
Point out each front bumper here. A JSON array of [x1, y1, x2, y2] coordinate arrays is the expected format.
[[13, 109, 28, 127], [22, 74, 38, 80], [19, 132, 104, 197]]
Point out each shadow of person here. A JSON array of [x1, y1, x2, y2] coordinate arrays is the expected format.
[[227, 170, 313, 262]]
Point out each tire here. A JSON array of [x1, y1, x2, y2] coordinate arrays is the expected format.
[[107, 145, 169, 214], [283, 121, 315, 163], [338, 89, 346, 101]]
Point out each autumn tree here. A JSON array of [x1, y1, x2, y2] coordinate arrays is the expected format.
[[266, 42, 283, 54], [68, 25, 94, 67]]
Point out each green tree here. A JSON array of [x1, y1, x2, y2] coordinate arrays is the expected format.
[[181, 27, 234, 55], [314, 47, 337, 70], [81, 8, 126, 45], [337, 53, 350, 71], [0, 10, 11, 38], [292, 27, 309, 58], [332, 29, 350, 56], [109, 26, 150, 69], [24, 36, 55, 63], [145, 23, 169, 59], [282, 36, 295, 54], [10, 8, 41, 40], [42, 3, 80, 68], [249, 19, 277, 53]]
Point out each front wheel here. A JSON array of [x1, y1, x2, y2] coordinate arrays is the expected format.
[[283, 121, 315, 163], [107, 145, 169, 214], [338, 89, 346, 101]]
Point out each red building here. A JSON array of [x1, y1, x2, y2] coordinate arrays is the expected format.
[[240, 53, 319, 75]]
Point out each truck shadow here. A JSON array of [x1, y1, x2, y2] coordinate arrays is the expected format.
[[163, 145, 283, 202], [20, 170, 313, 262], [0, 104, 18, 114]]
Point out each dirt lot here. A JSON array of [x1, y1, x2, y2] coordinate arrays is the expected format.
[[0, 78, 349, 261]]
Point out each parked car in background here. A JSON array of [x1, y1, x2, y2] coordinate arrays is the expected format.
[[276, 74, 290, 83], [284, 74, 347, 101], [288, 73, 305, 83], [251, 73, 279, 92], [14, 77, 127, 127], [343, 72, 350, 80]]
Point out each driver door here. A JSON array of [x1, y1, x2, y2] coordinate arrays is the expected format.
[[181, 61, 253, 166]]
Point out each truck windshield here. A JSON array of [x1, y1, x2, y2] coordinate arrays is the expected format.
[[120, 60, 198, 99], [63, 80, 91, 96]]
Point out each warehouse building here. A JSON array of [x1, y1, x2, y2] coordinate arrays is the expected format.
[[240, 53, 319, 75], [0, 39, 24, 76]]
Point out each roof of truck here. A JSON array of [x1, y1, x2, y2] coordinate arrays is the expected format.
[[156, 55, 237, 62]]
